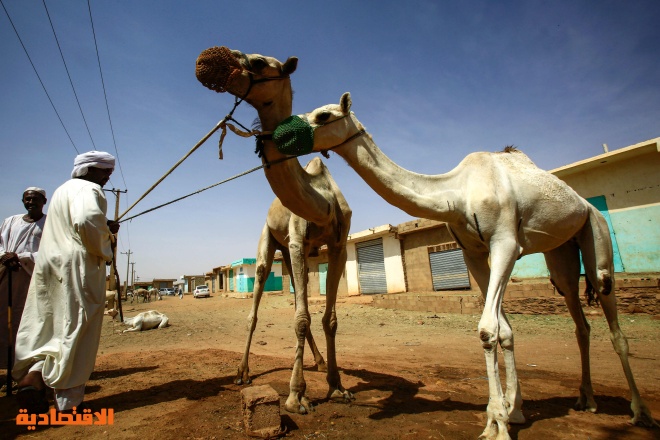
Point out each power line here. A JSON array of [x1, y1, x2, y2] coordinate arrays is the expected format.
[[87, 0, 127, 190], [42, 0, 97, 149], [1, 0, 79, 154]]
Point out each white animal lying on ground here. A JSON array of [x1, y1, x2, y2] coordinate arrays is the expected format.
[[122, 310, 169, 332]]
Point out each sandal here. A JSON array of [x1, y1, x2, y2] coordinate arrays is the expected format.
[[16, 385, 50, 414]]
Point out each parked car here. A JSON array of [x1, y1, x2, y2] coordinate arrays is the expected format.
[[193, 285, 210, 298], [159, 288, 175, 296]]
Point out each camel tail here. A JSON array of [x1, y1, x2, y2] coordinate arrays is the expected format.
[[583, 276, 599, 306], [577, 203, 615, 306]]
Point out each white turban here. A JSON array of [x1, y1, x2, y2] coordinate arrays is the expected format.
[[71, 151, 115, 178], [24, 187, 47, 198]]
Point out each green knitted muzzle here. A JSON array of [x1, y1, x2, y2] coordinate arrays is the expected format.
[[272, 115, 314, 155]]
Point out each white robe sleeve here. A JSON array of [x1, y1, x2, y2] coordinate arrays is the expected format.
[[0, 217, 10, 255], [72, 186, 113, 262]]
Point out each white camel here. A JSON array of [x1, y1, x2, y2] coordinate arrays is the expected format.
[[195, 46, 354, 414], [132, 288, 150, 303], [278, 92, 657, 439], [149, 287, 162, 301], [123, 310, 169, 332], [237, 156, 353, 386]]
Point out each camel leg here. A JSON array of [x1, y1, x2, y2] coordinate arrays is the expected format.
[[578, 208, 658, 427], [285, 222, 313, 414], [323, 245, 354, 402], [464, 252, 524, 426], [236, 223, 276, 385], [544, 242, 597, 413], [157, 316, 169, 329], [468, 237, 520, 440], [283, 247, 327, 372]]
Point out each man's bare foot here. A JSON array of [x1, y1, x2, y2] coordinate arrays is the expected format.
[[17, 370, 46, 391]]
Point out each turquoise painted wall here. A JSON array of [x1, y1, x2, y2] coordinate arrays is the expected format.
[[263, 272, 283, 291], [511, 201, 660, 278], [511, 253, 548, 278], [235, 273, 283, 292], [609, 204, 660, 273]]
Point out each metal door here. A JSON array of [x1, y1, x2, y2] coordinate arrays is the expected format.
[[356, 238, 387, 294], [429, 248, 471, 290]]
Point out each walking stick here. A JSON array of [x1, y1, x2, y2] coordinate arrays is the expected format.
[[6, 268, 13, 397], [110, 237, 124, 323]]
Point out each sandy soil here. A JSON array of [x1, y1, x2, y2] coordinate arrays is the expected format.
[[2, 292, 659, 439]]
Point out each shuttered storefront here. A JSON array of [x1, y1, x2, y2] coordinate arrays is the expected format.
[[430, 248, 471, 290], [356, 238, 388, 294]]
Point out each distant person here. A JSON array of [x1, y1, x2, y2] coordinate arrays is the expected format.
[[13, 151, 119, 414], [178, 287, 183, 299], [0, 188, 48, 373]]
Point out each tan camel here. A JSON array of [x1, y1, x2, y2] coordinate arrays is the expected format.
[[278, 92, 657, 439], [195, 46, 354, 414], [237, 156, 354, 385]]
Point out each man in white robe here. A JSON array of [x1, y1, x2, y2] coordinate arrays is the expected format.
[[1, 188, 47, 370], [13, 151, 119, 413]]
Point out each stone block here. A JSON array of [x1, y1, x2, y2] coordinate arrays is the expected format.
[[240, 384, 282, 438]]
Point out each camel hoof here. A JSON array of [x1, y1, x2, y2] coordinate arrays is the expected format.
[[315, 362, 328, 373], [508, 408, 525, 425], [328, 388, 354, 402], [478, 425, 511, 440], [234, 376, 251, 386], [574, 395, 597, 413], [631, 408, 660, 428], [285, 396, 313, 414]]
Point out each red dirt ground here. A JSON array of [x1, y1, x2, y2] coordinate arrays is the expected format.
[[2, 292, 659, 439]]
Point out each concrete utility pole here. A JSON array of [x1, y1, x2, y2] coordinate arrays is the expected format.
[[122, 250, 133, 296], [130, 262, 136, 289]]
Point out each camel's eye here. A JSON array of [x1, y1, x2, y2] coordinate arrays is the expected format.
[[316, 112, 331, 123], [251, 58, 267, 71]]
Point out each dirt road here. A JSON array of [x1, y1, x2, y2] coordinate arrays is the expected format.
[[2, 292, 659, 439]]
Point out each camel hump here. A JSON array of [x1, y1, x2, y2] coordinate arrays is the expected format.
[[502, 145, 520, 153], [304, 156, 326, 176]]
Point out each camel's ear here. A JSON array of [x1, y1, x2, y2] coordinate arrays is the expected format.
[[340, 92, 352, 114], [282, 57, 298, 75]]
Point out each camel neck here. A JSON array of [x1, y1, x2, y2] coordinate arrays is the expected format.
[[334, 122, 463, 223], [253, 94, 333, 225]]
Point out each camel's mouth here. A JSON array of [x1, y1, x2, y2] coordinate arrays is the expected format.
[[195, 46, 244, 93], [272, 115, 314, 155]]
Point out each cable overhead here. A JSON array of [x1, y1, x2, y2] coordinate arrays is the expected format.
[[1, 0, 79, 154], [43, 0, 97, 150], [87, 0, 127, 189]]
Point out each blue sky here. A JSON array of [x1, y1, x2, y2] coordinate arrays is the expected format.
[[1, 1, 659, 282]]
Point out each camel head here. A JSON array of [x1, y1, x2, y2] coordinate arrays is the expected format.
[[195, 46, 298, 113], [273, 92, 361, 155]]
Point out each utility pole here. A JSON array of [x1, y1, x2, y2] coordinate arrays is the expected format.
[[104, 188, 127, 290], [121, 250, 132, 322], [130, 262, 136, 290]]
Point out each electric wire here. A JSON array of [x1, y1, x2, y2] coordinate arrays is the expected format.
[[42, 0, 97, 150], [87, 0, 127, 190], [86, 1, 131, 254], [0, 0, 79, 154]]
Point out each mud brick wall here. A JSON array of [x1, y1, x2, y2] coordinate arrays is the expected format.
[[372, 278, 659, 316], [503, 278, 659, 315]]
